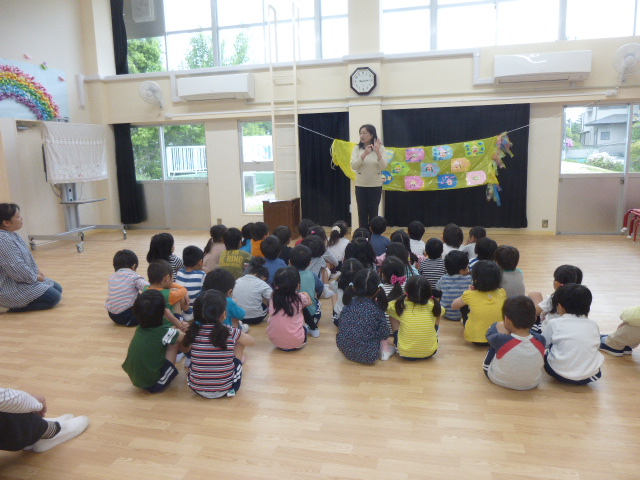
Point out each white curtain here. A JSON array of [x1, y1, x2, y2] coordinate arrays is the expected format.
[[42, 122, 108, 183]]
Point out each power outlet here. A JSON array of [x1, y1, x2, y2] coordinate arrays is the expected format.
[[542, 219, 549, 228], [217, 218, 222, 225]]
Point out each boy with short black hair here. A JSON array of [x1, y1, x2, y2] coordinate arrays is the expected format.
[[483, 296, 546, 390], [273, 225, 293, 265], [542, 284, 604, 385], [469, 237, 498, 270], [261, 235, 287, 285], [419, 238, 446, 290], [289, 244, 323, 337], [436, 250, 471, 321], [295, 218, 316, 246], [203, 267, 248, 333], [219, 227, 252, 280], [122, 289, 184, 393], [105, 249, 149, 326], [175, 245, 206, 321], [495, 245, 525, 298], [145, 260, 189, 332], [460, 226, 486, 260], [407, 220, 426, 258], [250, 221, 270, 258], [369, 216, 390, 256]]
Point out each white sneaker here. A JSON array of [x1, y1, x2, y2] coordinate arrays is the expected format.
[[184, 357, 191, 368], [322, 285, 334, 299], [32, 415, 90, 452], [241, 322, 250, 334], [305, 325, 320, 338], [380, 342, 396, 361], [176, 353, 185, 363], [23, 414, 75, 450]]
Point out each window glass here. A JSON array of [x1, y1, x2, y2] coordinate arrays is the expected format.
[[383, 0, 429, 9], [241, 122, 275, 212], [629, 105, 640, 173], [217, 0, 264, 26], [562, 106, 629, 174], [164, 125, 207, 179], [438, 0, 487, 5], [566, 0, 636, 40], [497, 0, 558, 45], [322, 17, 348, 58], [219, 27, 264, 65], [437, 4, 495, 50], [132, 126, 163, 180], [167, 31, 214, 70], [164, 0, 211, 31], [322, 0, 348, 16], [382, 8, 430, 54], [127, 37, 166, 73]]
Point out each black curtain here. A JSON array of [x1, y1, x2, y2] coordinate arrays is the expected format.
[[382, 104, 530, 228], [110, 0, 129, 75], [298, 113, 350, 226], [113, 124, 146, 224]]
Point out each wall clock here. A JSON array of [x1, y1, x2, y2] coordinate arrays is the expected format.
[[350, 67, 377, 95]]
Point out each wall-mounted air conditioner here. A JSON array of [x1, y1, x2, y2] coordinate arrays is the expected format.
[[176, 73, 255, 101], [494, 51, 592, 84]]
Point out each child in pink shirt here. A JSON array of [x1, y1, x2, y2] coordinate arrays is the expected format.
[[266, 266, 311, 351]]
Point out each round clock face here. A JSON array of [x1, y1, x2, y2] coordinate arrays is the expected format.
[[350, 67, 376, 95]]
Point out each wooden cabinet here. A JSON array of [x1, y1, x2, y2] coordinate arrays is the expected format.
[[263, 198, 301, 238]]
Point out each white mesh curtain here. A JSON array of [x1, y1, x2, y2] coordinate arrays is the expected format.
[[42, 122, 108, 183]]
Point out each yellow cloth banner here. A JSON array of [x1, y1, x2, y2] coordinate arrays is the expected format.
[[331, 134, 512, 192]]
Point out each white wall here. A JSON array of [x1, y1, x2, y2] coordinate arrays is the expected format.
[[2, 0, 640, 234]]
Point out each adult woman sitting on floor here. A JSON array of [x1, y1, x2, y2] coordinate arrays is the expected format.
[[0, 203, 62, 313]]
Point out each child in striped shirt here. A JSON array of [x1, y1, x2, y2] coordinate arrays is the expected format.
[[175, 246, 206, 321], [436, 250, 471, 322], [105, 250, 149, 326]]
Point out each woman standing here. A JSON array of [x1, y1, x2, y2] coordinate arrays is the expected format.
[[0, 203, 62, 313], [350, 124, 387, 228]]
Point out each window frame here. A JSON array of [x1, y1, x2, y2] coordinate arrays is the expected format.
[[238, 120, 276, 214]]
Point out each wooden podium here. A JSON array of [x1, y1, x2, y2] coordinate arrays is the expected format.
[[263, 197, 301, 238]]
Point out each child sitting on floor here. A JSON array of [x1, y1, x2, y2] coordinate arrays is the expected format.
[[442, 223, 463, 257], [407, 220, 426, 259], [419, 238, 446, 291], [495, 245, 525, 298], [203, 268, 249, 333], [202, 224, 227, 273], [436, 250, 471, 322], [388, 275, 443, 360], [219, 227, 252, 280], [184, 290, 255, 398], [483, 296, 546, 390], [146, 232, 183, 280], [145, 260, 189, 332], [266, 267, 312, 351], [452, 260, 506, 345], [289, 244, 323, 337], [233, 257, 272, 325], [175, 245, 206, 321], [369, 216, 390, 257], [261, 235, 287, 286], [542, 284, 603, 385], [105, 249, 149, 326], [460, 226, 486, 260], [600, 305, 640, 356], [122, 290, 184, 393]]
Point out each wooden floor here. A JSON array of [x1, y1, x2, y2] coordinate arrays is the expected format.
[[1, 230, 640, 480]]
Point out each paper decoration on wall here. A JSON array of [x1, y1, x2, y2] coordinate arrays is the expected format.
[[42, 122, 108, 184], [330, 133, 514, 203], [0, 58, 69, 120]]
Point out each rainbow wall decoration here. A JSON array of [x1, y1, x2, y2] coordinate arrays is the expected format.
[[0, 59, 68, 121]]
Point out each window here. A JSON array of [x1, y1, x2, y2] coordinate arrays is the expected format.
[[562, 106, 628, 174], [240, 121, 275, 213], [382, 0, 640, 53], [124, 0, 348, 73], [132, 124, 207, 180]]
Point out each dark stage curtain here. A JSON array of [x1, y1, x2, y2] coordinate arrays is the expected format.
[[113, 124, 146, 224], [110, 0, 129, 75], [298, 113, 350, 226], [382, 104, 530, 228]]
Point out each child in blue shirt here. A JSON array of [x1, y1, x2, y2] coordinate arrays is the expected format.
[[203, 268, 249, 334], [436, 250, 471, 322], [290, 244, 323, 337], [369, 216, 390, 256], [261, 235, 287, 286]]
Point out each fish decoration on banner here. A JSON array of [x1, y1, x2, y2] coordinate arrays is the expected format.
[[330, 133, 514, 204]]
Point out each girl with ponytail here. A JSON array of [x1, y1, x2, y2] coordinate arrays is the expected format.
[[184, 290, 255, 398], [387, 275, 442, 360], [336, 269, 392, 364]]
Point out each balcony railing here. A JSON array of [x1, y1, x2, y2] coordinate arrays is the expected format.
[[165, 146, 207, 177]]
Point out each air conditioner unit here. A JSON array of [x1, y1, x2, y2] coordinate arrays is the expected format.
[[176, 73, 255, 101], [494, 51, 592, 84]]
